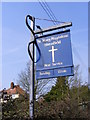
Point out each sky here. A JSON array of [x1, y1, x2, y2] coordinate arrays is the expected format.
[[1, 2, 88, 89]]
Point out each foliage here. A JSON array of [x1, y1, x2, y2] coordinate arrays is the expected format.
[[2, 96, 29, 120], [2, 92, 89, 120], [45, 77, 69, 102], [2, 64, 88, 119]]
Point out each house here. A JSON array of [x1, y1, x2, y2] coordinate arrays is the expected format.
[[0, 82, 26, 103]]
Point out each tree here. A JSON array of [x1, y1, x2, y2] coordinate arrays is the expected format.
[[3, 65, 89, 119], [17, 61, 56, 99], [43, 65, 88, 119], [44, 77, 69, 102], [17, 62, 30, 93]]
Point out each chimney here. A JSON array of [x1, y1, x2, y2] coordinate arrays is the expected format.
[[11, 82, 14, 89]]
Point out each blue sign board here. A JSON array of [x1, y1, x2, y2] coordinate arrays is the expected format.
[[36, 30, 73, 79]]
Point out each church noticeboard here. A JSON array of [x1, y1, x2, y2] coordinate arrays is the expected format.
[[36, 29, 74, 79]]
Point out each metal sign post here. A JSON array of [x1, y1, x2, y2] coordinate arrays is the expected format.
[[25, 14, 73, 119], [26, 15, 35, 120]]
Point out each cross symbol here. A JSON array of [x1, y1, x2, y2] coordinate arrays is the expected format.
[[49, 46, 58, 63]]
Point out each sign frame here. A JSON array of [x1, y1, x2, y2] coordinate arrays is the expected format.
[[36, 29, 74, 79]]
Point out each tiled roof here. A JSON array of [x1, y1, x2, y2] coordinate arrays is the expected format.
[[6, 85, 25, 96], [0, 82, 26, 96]]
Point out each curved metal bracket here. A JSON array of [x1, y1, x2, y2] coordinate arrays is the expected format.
[[28, 39, 41, 63], [26, 15, 41, 63], [26, 15, 35, 36]]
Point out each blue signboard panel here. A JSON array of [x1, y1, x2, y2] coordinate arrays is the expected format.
[[36, 30, 73, 79], [36, 66, 73, 79]]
